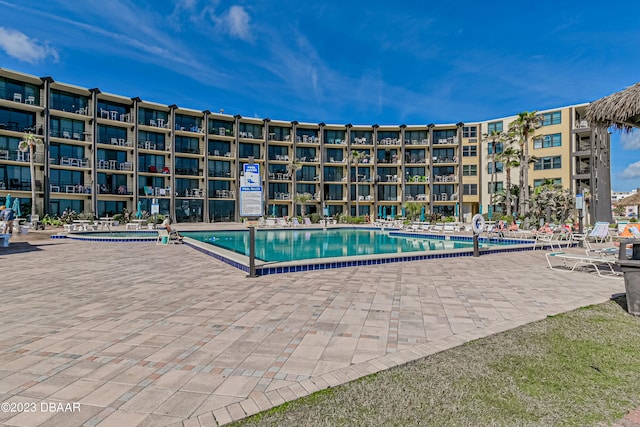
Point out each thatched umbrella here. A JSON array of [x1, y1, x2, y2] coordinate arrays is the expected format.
[[585, 82, 640, 131], [615, 192, 640, 207]]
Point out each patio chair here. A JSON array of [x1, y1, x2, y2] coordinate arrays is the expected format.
[[304, 217, 312, 226], [291, 217, 300, 227]]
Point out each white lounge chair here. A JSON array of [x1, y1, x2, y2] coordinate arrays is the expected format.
[[545, 251, 621, 278], [276, 218, 290, 227], [587, 222, 611, 243], [304, 217, 312, 226], [291, 217, 300, 227]]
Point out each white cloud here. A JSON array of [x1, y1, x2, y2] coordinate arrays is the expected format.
[[223, 5, 252, 41], [618, 160, 640, 179], [0, 27, 59, 64], [620, 130, 640, 150]]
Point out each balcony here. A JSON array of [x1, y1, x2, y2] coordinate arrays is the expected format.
[[405, 193, 428, 201], [183, 189, 205, 198], [406, 138, 429, 146], [377, 138, 401, 145], [209, 170, 232, 178], [434, 137, 458, 145], [53, 157, 91, 168], [175, 168, 202, 176], [1, 149, 44, 163], [212, 189, 236, 199], [433, 156, 457, 164], [98, 185, 132, 195], [145, 118, 170, 129], [99, 109, 132, 123]]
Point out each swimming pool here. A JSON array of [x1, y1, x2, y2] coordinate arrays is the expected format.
[[182, 227, 536, 275], [185, 228, 493, 262]]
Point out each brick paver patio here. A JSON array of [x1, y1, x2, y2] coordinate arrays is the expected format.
[[0, 226, 626, 426]]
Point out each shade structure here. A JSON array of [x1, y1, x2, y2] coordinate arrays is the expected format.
[[420, 206, 426, 222], [271, 204, 276, 217], [5, 193, 11, 210], [378, 205, 382, 218], [585, 82, 640, 131], [391, 205, 395, 219], [12, 198, 20, 217]]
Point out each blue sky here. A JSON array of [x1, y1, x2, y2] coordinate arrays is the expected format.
[[1, 0, 639, 191]]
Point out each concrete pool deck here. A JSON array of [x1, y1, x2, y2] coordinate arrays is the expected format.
[[0, 224, 627, 426]]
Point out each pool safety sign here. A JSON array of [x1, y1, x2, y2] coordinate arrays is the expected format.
[[243, 164, 261, 187], [240, 164, 263, 217], [240, 186, 264, 217]]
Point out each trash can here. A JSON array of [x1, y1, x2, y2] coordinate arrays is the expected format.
[[617, 238, 640, 316]]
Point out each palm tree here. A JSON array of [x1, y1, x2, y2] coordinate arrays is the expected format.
[[482, 130, 503, 212], [496, 146, 520, 217], [287, 160, 301, 216], [294, 192, 313, 217], [508, 111, 542, 216], [18, 132, 43, 216], [350, 150, 362, 216]]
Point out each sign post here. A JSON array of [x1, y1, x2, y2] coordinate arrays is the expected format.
[[576, 193, 584, 247], [471, 214, 485, 257], [240, 162, 263, 277]]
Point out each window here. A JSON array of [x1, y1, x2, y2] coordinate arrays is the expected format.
[[50, 143, 86, 164], [404, 130, 427, 144], [487, 121, 503, 133], [208, 119, 234, 136], [534, 178, 562, 188], [463, 184, 477, 195], [462, 126, 477, 138], [534, 156, 562, 170], [97, 125, 127, 145], [487, 142, 504, 155], [175, 114, 202, 132], [50, 89, 87, 113], [540, 111, 561, 126], [138, 131, 166, 150], [239, 122, 263, 139], [533, 133, 561, 149], [488, 181, 504, 193], [175, 136, 200, 154], [324, 129, 346, 143], [50, 169, 83, 187], [138, 154, 165, 172], [462, 165, 477, 176], [487, 162, 504, 174], [239, 142, 261, 159], [269, 126, 291, 141], [462, 146, 477, 157], [138, 108, 168, 127]]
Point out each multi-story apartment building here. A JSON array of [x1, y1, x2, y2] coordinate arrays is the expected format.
[[479, 106, 612, 224], [0, 68, 611, 223]]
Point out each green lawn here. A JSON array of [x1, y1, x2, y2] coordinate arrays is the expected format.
[[230, 297, 640, 426]]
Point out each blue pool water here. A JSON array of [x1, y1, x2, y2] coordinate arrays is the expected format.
[[183, 228, 494, 262]]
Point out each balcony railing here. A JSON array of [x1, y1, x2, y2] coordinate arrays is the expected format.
[[212, 189, 236, 199]]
